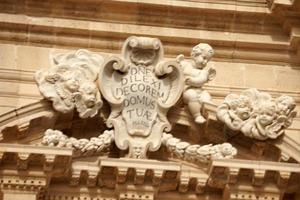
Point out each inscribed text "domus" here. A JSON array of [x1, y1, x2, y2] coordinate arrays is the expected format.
[[115, 65, 165, 124]]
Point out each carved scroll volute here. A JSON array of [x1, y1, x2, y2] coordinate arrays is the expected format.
[[98, 56, 128, 127], [154, 60, 184, 132], [98, 36, 184, 158]]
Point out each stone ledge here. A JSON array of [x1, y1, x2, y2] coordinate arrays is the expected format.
[[0, 12, 299, 64], [100, 158, 181, 171], [112, 0, 269, 13], [210, 158, 300, 173], [0, 143, 73, 156]]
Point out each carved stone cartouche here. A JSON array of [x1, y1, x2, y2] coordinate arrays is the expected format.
[[98, 36, 184, 158]]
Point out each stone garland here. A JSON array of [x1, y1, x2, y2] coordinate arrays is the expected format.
[[217, 88, 297, 140], [162, 133, 237, 164], [41, 129, 114, 157]]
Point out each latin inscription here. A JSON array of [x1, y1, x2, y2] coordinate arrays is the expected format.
[[115, 65, 164, 136]]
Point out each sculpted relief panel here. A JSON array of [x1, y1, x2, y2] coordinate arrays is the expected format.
[[35, 36, 296, 163], [217, 88, 297, 140], [35, 50, 103, 118]]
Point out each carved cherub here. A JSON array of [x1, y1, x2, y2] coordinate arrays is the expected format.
[[218, 89, 297, 140], [260, 96, 297, 139], [74, 82, 103, 118], [217, 94, 253, 131], [276, 95, 296, 116], [177, 43, 215, 124], [241, 101, 277, 140], [35, 49, 103, 118]]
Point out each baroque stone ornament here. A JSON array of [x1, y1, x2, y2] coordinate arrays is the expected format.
[[35, 49, 103, 118], [41, 129, 114, 157], [162, 133, 237, 164], [217, 88, 297, 140], [177, 43, 216, 124], [98, 36, 184, 158]]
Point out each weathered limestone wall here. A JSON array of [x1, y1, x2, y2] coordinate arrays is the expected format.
[[0, 1, 299, 200], [0, 43, 299, 132]]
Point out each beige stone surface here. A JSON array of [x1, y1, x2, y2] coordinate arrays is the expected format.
[[0, 0, 299, 199], [209, 61, 246, 87], [16, 46, 52, 70], [2, 191, 37, 200], [0, 44, 17, 70]]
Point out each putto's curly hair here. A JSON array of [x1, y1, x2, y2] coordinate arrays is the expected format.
[[191, 43, 214, 59]]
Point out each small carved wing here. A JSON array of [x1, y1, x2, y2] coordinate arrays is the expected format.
[[176, 54, 185, 63], [207, 67, 216, 81]]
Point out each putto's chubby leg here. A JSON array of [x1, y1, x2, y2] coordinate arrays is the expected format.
[[183, 89, 207, 124]]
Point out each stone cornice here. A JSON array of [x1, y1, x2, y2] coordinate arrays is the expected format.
[[210, 158, 300, 173], [268, 0, 296, 10], [267, 0, 300, 55], [0, 149, 298, 197], [0, 13, 289, 50], [0, 143, 73, 156], [53, 157, 300, 194], [113, 0, 269, 13], [0, 101, 56, 141], [274, 130, 300, 163], [0, 143, 73, 171], [0, 1, 299, 64], [209, 158, 300, 191]]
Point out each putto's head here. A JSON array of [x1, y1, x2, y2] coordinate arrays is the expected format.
[[257, 102, 276, 126], [276, 95, 296, 115], [79, 82, 98, 108], [191, 43, 214, 68]]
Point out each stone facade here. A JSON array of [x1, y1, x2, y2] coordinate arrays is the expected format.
[[0, 1, 300, 200]]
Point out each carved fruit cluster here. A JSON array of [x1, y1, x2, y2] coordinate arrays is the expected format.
[[41, 129, 114, 157], [162, 133, 237, 164]]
